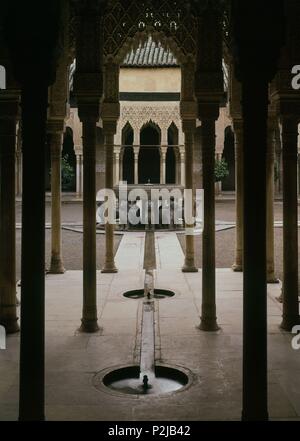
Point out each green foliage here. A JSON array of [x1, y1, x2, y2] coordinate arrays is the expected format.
[[61, 154, 75, 191], [215, 158, 230, 182]]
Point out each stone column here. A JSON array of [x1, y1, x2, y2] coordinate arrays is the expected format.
[[175, 150, 180, 185], [232, 0, 285, 422], [15, 124, 22, 196], [0, 96, 20, 334], [134, 148, 139, 185], [266, 120, 278, 283], [182, 123, 198, 273], [48, 132, 65, 274], [241, 74, 271, 421], [232, 121, 243, 272], [114, 146, 120, 186], [75, 153, 83, 198], [160, 147, 167, 185], [119, 151, 123, 181], [19, 81, 49, 421], [180, 150, 185, 185], [280, 116, 300, 331], [200, 116, 219, 331], [102, 129, 118, 273], [77, 115, 99, 332], [73, 2, 104, 333], [194, 126, 203, 190]]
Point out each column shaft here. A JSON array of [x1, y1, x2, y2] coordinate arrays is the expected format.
[[160, 150, 166, 185], [81, 118, 99, 332], [232, 123, 243, 272], [134, 151, 139, 185], [102, 133, 117, 273], [115, 152, 120, 185], [76, 154, 82, 197], [48, 133, 65, 274], [200, 119, 219, 330], [242, 78, 268, 421], [180, 152, 185, 185], [281, 117, 300, 330], [182, 130, 197, 273], [266, 125, 278, 283], [0, 118, 19, 333], [19, 84, 47, 421]]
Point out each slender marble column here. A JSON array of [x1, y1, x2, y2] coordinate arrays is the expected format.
[[200, 118, 219, 331], [19, 82, 48, 421], [180, 151, 185, 186], [232, 122, 243, 272], [160, 148, 167, 185], [102, 132, 118, 273], [134, 148, 139, 184], [241, 77, 269, 421], [48, 133, 65, 274], [0, 116, 19, 333], [76, 153, 82, 198], [280, 117, 300, 331], [182, 127, 198, 273], [15, 127, 22, 196], [80, 117, 99, 332], [266, 123, 278, 283], [115, 151, 120, 185]]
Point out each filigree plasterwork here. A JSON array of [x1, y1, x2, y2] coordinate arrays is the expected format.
[[115, 102, 184, 145], [120, 102, 181, 130], [103, 0, 197, 63]]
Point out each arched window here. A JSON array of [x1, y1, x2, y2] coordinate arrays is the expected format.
[[122, 123, 134, 184], [166, 123, 178, 184], [0, 65, 6, 90], [139, 123, 161, 184], [62, 127, 76, 192], [222, 126, 235, 191]]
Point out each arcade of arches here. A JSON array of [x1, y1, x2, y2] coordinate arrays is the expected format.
[[0, 0, 300, 423]]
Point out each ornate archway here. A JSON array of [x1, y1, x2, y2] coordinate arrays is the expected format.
[[139, 122, 161, 184], [122, 122, 134, 184]]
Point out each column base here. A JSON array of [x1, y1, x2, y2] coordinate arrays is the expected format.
[[182, 265, 198, 273], [280, 315, 300, 332], [101, 263, 118, 274], [79, 319, 100, 333], [267, 276, 280, 284], [47, 258, 65, 274], [241, 410, 269, 421], [199, 317, 220, 332], [232, 263, 243, 272], [0, 316, 20, 334], [18, 413, 46, 422]]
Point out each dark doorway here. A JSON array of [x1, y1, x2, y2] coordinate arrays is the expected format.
[[139, 124, 161, 184], [222, 126, 235, 191], [62, 127, 76, 192], [166, 123, 178, 184], [122, 123, 134, 184]]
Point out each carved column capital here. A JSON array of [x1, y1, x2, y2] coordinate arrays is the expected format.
[[0, 90, 21, 121], [182, 119, 196, 135]]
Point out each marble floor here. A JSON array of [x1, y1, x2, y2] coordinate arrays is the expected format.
[[0, 232, 299, 421]]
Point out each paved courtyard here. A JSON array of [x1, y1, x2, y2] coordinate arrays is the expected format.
[[1, 228, 300, 421], [15, 199, 300, 282]]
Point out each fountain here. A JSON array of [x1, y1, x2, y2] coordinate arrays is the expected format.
[[95, 231, 190, 396]]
